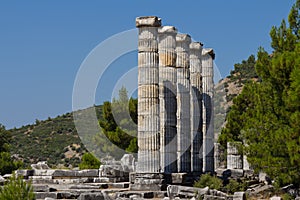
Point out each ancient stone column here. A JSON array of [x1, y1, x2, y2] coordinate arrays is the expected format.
[[176, 34, 191, 172], [136, 16, 161, 173], [189, 42, 203, 173], [227, 142, 243, 169], [202, 48, 215, 173], [158, 26, 178, 173]]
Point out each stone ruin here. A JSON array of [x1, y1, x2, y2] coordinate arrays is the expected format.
[[132, 15, 215, 190], [2, 16, 273, 200]]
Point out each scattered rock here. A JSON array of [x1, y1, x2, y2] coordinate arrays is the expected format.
[[270, 196, 282, 200], [31, 161, 50, 170], [258, 172, 271, 185]]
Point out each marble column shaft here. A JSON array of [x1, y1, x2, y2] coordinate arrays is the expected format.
[[136, 16, 161, 173], [227, 142, 243, 169], [158, 26, 178, 173], [176, 34, 191, 172], [189, 42, 203, 173], [202, 48, 215, 173]]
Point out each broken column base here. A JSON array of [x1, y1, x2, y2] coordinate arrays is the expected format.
[[129, 172, 202, 191], [129, 173, 171, 191]]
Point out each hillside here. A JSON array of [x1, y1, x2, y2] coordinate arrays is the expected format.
[[214, 55, 258, 137], [9, 106, 103, 168]]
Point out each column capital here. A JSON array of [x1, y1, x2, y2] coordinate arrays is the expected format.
[[136, 16, 162, 28], [189, 42, 203, 50], [176, 34, 191, 43], [202, 48, 215, 60], [158, 26, 177, 34]]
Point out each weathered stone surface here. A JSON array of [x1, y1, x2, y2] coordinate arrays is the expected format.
[[31, 161, 50, 170], [227, 142, 243, 170], [270, 196, 282, 200], [77, 192, 105, 200], [167, 185, 209, 198], [35, 192, 57, 199], [203, 194, 226, 200], [190, 42, 203, 173], [202, 48, 215, 173], [33, 169, 56, 176], [137, 18, 160, 173], [158, 26, 178, 174], [33, 184, 50, 192], [233, 192, 246, 200], [76, 169, 99, 177], [176, 34, 191, 173], [136, 16, 161, 28], [16, 169, 34, 178]]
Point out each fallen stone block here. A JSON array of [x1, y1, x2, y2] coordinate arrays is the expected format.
[[16, 169, 34, 178], [33, 184, 49, 192], [30, 175, 53, 180], [76, 169, 99, 177], [52, 169, 76, 177], [167, 185, 209, 199], [203, 194, 226, 200], [33, 169, 55, 176], [31, 161, 50, 170], [233, 192, 246, 200], [77, 192, 105, 200], [35, 192, 57, 199]]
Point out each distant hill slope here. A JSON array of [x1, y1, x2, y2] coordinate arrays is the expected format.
[[214, 55, 258, 137], [9, 106, 103, 168]]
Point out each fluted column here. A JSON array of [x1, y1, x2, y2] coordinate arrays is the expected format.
[[190, 42, 203, 173], [202, 48, 215, 173], [227, 142, 243, 169], [158, 26, 178, 173], [136, 16, 161, 173], [176, 34, 191, 172]]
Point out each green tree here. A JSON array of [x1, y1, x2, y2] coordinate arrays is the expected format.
[[96, 86, 138, 156], [220, 0, 300, 186], [0, 174, 35, 200], [79, 152, 101, 170], [0, 125, 23, 175]]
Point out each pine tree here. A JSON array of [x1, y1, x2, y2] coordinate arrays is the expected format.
[[220, 0, 300, 186]]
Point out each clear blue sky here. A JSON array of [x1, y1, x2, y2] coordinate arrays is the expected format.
[[0, 0, 295, 128]]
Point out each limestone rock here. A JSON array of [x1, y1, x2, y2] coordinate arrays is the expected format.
[[259, 172, 271, 185], [270, 196, 282, 200], [77, 192, 105, 200], [31, 161, 50, 170], [233, 192, 246, 200]]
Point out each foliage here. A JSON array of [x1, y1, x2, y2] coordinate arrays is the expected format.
[[225, 179, 247, 194], [8, 111, 91, 168], [193, 174, 223, 190], [220, 0, 300, 187], [79, 152, 101, 170], [227, 55, 257, 82], [0, 174, 35, 200], [0, 152, 23, 175], [96, 86, 138, 158], [0, 125, 23, 175], [126, 138, 138, 153]]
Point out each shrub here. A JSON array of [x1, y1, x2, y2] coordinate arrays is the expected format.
[[225, 179, 241, 194], [194, 173, 223, 190], [0, 174, 35, 200], [79, 152, 101, 170], [0, 152, 23, 175]]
